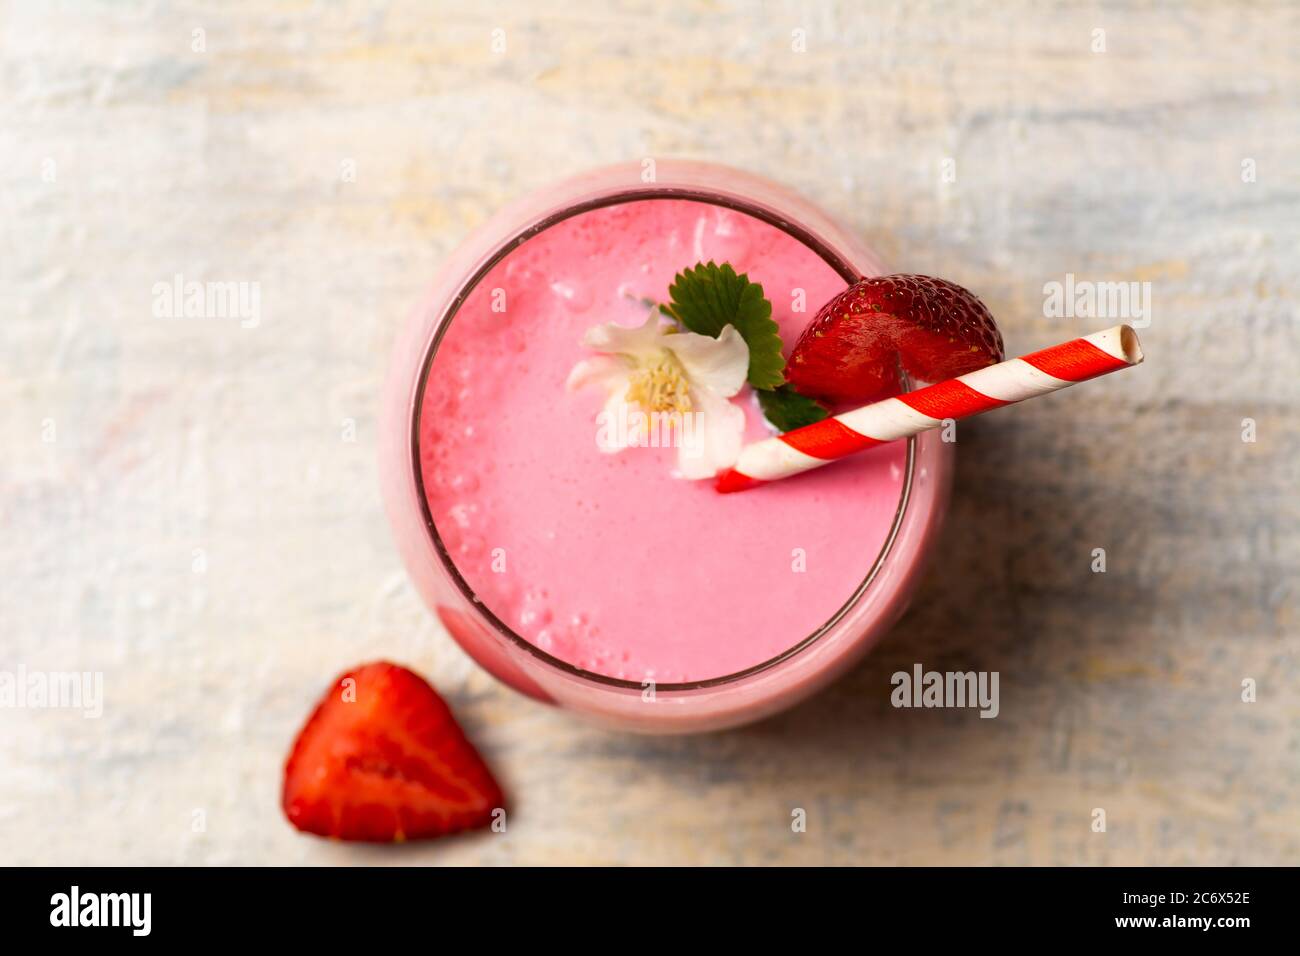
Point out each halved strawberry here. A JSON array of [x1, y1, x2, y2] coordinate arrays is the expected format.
[[788, 275, 1005, 404], [282, 661, 504, 842]]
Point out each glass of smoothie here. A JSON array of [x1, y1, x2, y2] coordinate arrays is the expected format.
[[379, 161, 952, 733]]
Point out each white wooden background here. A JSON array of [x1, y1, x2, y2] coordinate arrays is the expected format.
[[1, 0, 1296, 865]]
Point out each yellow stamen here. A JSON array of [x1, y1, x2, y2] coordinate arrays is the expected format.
[[625, 353, 692, 415]]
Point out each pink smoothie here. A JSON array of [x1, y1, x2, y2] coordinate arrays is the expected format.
[[418, 199, 907, 684]]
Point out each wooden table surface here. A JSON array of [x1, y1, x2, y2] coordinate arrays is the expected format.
[[2, 0, 1297, 865]]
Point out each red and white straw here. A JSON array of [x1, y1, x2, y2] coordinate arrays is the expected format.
[[717, 324, 1144, 493]]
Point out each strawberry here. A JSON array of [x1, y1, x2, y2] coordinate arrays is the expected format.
[[787, 275, 1005, 404], [282, 661, 504, 843]]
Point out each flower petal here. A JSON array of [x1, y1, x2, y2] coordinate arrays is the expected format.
[[580, 310, 668, 360], [675, 386, 745, 479], [565, 355, 631, 393], [665, 324, 750, 397]]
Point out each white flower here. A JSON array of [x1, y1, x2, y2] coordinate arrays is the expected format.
[[566, 310, 750, 479]]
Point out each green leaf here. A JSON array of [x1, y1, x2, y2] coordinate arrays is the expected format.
[[756, 384, 829, 432], [660, 261, 787, 390]]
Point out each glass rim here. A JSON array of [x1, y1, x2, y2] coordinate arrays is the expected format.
[[409, 183, 918, 694]]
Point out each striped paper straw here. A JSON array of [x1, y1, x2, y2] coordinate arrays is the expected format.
[[717, 324, 1143, 493]]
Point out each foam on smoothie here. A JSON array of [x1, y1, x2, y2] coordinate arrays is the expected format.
[[420, 199, 905, 683]]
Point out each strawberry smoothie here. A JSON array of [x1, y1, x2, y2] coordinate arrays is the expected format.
[[380, 162, 952, 731], [420, 199, 905, 682]]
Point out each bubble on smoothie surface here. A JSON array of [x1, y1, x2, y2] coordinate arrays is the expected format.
[[457, 534, 485, 559], [518, 588, 553, 631], [448, 472, 479, 493], [550, 279, 593, 312], [692, 209, 752, 269]]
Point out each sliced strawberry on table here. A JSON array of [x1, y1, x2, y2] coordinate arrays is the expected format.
[[787, 274, 1005, 404], [282, 661, 504, 843]]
